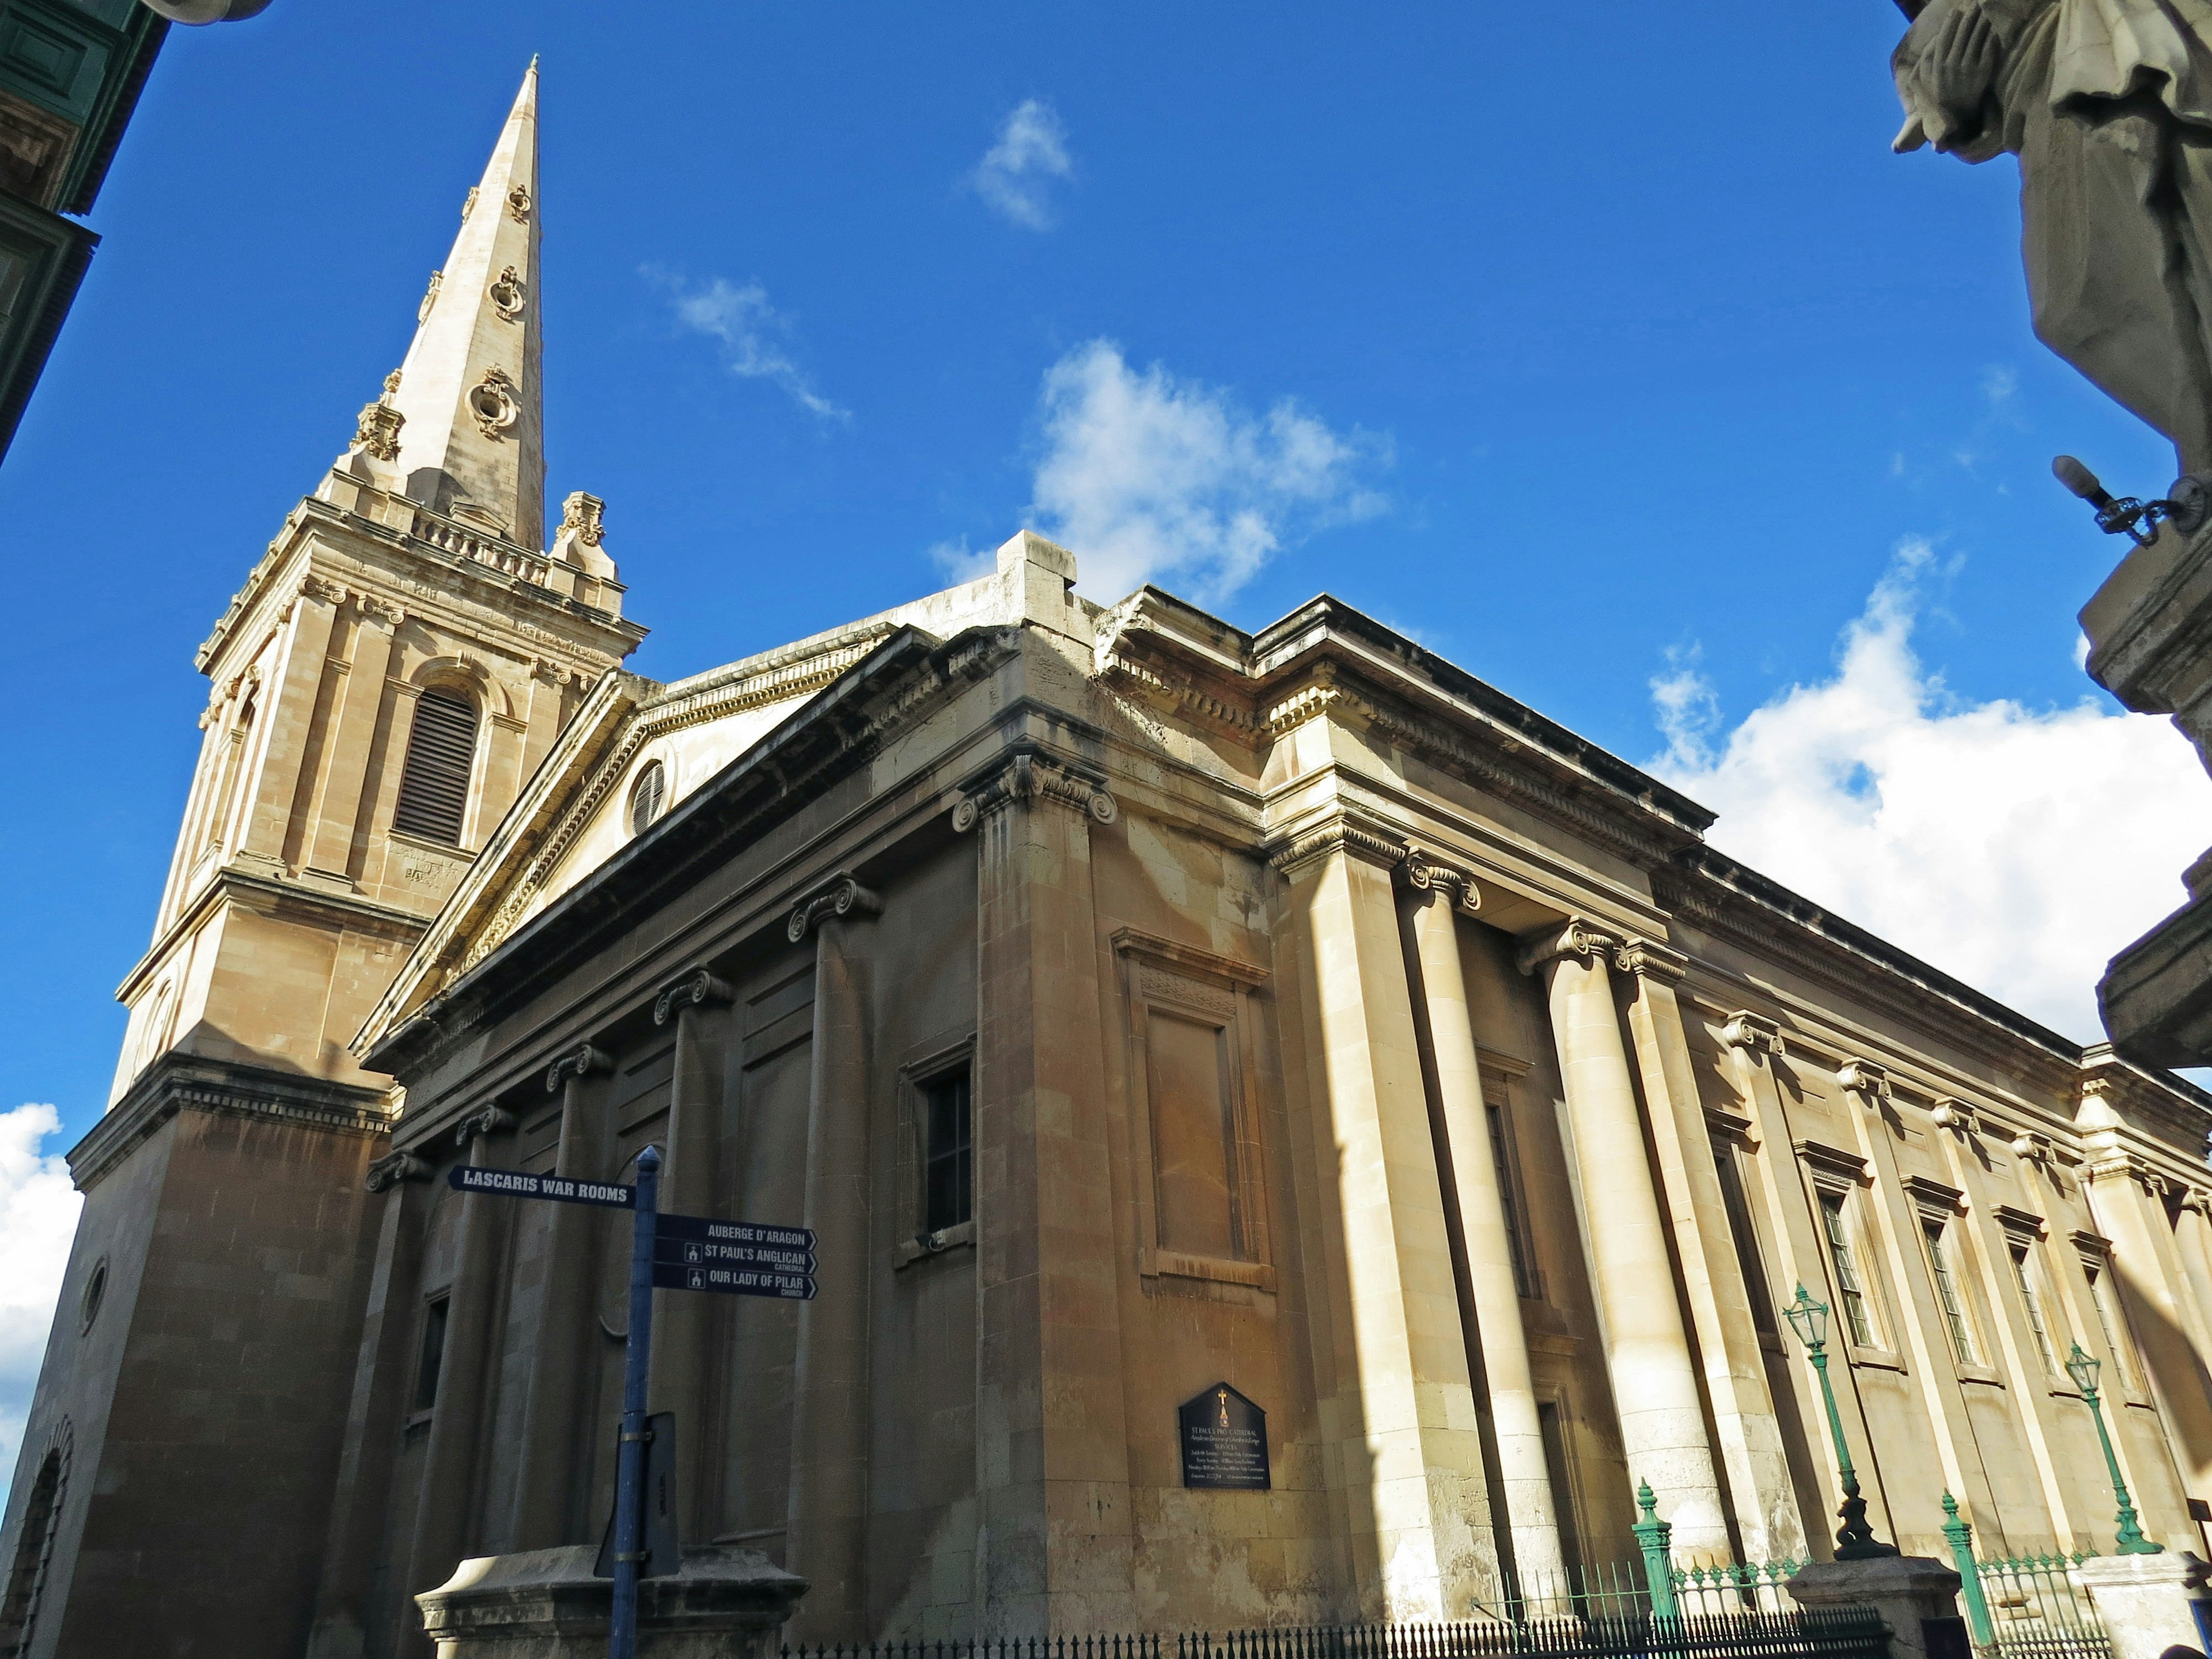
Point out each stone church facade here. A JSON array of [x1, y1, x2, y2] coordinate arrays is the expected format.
[[5, 66, 2212, 1659]]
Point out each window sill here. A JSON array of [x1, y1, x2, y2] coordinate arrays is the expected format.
[[405, 1408, 434, 1430], [1846, 1344, 1907, 1374], [895, 1220, 975, 1268], [1143, 1250, 1275, 1293], [1956, 1365, 2006, 1388]]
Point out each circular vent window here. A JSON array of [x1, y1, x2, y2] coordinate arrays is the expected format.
[[628, 760, 667, 836], [80, 1259, 108, 1335]]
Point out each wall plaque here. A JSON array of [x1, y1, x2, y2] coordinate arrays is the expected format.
[[1179, 1381, 1269, 1490]]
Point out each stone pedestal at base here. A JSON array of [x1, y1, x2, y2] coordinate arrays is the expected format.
[[1790, 1556, 1966, 1659], [415, 1544, 808, 1659], [2070, 1553, 2212, 1659]]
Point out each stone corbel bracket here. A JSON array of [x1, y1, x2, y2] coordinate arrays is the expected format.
[[455, 1104, 516, 1149], [1929, 1097, 1980, 1135], [1836, 1058, 1892, 1101], [1613, 935, 1688, 984], [364, 1150, 431, 1193], [1516, 918, 1618, 976], [1396, 847, 1481, 914], [544, 1041, 610, 1093], [951, 749, 1117, 832], [786, 876, 883, 944], [1721, 1010, 1786, 1057], [653, 968, 735, 1027]]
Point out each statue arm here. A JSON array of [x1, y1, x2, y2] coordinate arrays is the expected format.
[[1895, 3, 2009, 154]]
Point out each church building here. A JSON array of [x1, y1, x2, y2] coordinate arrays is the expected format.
[[5, 66, 2212, 1659]]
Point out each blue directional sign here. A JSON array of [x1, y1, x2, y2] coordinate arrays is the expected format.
[[650, 1262, 816, 1300], [652, 1212, 813, 1251], [654, 1236, 816, 1273], [449, 1166, 636, 1207]]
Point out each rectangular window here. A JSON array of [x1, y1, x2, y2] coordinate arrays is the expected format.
[[1820, 1192, 1875, 1347], [1924, 1220, 1978, 1365], [922, 1069, 972, 1233], [412, 1295, 450, 1412], [2012, 1245, 2059, 1376], [1488, 1100, 1539, 1300], [2085, 1263, 2132, 1389], [1712, 1136, 1779, 1337]]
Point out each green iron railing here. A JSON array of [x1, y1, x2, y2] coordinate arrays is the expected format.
[[1937, 1490, 2109, 1659]]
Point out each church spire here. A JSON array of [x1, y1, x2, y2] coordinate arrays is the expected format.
[[385, 60, 545, 549]]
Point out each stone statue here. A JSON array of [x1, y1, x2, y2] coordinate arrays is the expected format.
[[1892, 0, 2212, 478]]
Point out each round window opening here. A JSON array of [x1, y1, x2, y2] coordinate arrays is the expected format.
[[628, 760, 668, 837], [79, 1259, 108, 1335]]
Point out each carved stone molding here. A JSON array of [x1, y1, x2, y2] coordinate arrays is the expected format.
[[364, 1150, 431, 1193], [1796, 1137, 1874, 1191], [1930, 1097, 1979, 1134], [1836, 1058, 1892, 1101], [506, 184, 532, 224], [468, 367, 520, 441], [489, 265, 527, 322], [418, 268, 442, 322], [1903, 1173, 1967, 1221], [560, 491, 605, 546], [653, 968, 735, 1027], [1516, 918, 1618, 977], [300, 574, 350, 608], [2178, 1184, 2212, 1218], [543, 1041, 609, 1093], [353, 399, 403, 463], [1721, 1010, 1786, 1056], [358, 596, 406, 629], [455, 1104, 516, 1148], [786, 876, 883, 944], [950, 751, 1116, 832], [1614, 935, 1688, 984], [2084, 1151, 2164, 1192], [1264, 815, 1406, 877], [2013, 1130, 2056, 1165], [1993, 1203, 2048, 1243], [1396, 847, 1480, 914]]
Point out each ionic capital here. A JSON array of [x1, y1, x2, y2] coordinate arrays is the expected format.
[[1516, 918, 1618, 977], [364, 1150, 431, 1192], [653, 969, 734, 1027], [786, 876, 882, 944], [951, 750, 1116, 832], [1720, 1011, 1785, 1057], [1836, 1058, 1892, 1101], [1265, 813, 1406, 877], [455, 1104, 516, 1148], [544, 1041, 611, 1092], [1613, 935, 1688, 984], [1396, 847, 1480, 914], [1930, 1097, 1979, 1135]]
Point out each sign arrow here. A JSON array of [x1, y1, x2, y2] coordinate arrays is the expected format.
[[449, 1166, 636, 1207]]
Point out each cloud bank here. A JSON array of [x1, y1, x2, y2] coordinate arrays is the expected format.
[[971, 99, 1073, 230], [0, 1106, 81, 1479], [1029, 340, 1387, 605], [652, 271, 846, 421], [1651, 543, 2212, 1042]]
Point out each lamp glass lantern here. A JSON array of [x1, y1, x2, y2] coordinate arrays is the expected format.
[[1783, 1284, 1830, 1353]]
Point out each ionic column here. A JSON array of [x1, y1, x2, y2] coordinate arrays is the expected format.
[[1272, 820, 1495, 1620], [959, 747, 1134, 1634], [1396, 851, 1563, 1586], [512, 1042, 611, 1548], [404, 1104, 515, 1610], [649, 967, 733, 1541], [1519, 921, 1724, 1548], [2173, 1190, 2212, 1357], [785, 876, 883, 1638], [304, 1149, 434, 1659]]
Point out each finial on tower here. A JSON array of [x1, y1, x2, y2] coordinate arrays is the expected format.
[[382, 60, 546, 548]]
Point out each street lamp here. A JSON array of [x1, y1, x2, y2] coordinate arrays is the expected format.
[[1783, 1283, 1899, 1560], [2063, 1343, 2162, 1556]]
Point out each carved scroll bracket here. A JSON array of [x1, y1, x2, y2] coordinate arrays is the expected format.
[[786, 877, 883, 944], [653, 969, 734, 1027], [1516, 918, 1619, 977], [544, 1041, 610, 1093], [1613, 935, 1689, 984], [1397, 847, 1481, 915], [1720, 1010, 1786, 1058], [951, 751, 1117, 832], [364, 1150, 431, 1193], [455, 1104, 516, 1149], [1836, 1058, 1892, 1103]]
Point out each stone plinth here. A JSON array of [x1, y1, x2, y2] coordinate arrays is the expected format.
[[415, 1544, 807, 1659], [1790, 1555, 1965, 1659], [2069, 1552, 2211, 1659]]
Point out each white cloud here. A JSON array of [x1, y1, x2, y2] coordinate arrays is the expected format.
[[971, 98, 1073, 230], [1651, 542, 2212, 1043], [1028, 340, 1388, 604], [650, 271, 847, 421], [0, 1107, 81, 1479]]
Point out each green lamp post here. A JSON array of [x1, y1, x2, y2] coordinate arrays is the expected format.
[[2063, 1342, 2162, 1555], [1783, 1283, 1899, 1560]]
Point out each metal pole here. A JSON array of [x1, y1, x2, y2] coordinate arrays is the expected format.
[[1940, 1492, 1997, 1650], [2078, 1375, 2161, 1555], [612, 1145, 663, 1659], [1807, 1346, 1895, 1559]]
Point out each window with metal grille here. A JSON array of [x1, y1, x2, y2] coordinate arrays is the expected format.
[[1924, 1220, 1978, 1365], [628, 759, 667, 836], [392, 689, 478, 844], [923, 1070, 972, 1233], [2012, 1244, 2059, 1376], [1820, 1192, 1875, 1347]]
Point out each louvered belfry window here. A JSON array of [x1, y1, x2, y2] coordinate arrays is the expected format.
[[392, 688, 478, 844]]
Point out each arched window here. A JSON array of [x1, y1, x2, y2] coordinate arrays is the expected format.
[[0, 1439, 67, 1658], [392, 688, 479, 845], [627, 759, 666, 836]]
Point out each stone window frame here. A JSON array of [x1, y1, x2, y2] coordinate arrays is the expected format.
[[1111, 928, 1274, 1294], [1904, 1175, 2000, 1384], [2070, 1229, 2146, 1404], [893, 1033, 977, 1269], [1796, 1138, 1902, 1367], [1994, 1206, 2067, 1388], [1478, 1048, 1543, 1304]]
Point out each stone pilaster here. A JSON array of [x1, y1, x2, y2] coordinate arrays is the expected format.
[[302, 599, 402, 882], [1395, 851, 1563, 1587], [1613, 938, 1805, 1560], [785, 877, 882, 1638], [959, 748, 1134, 1633], [1272, 820, 1495, 1620], [1520, 920, 1725, 1551]]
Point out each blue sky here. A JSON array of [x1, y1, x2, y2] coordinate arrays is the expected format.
[[2, 1, 2206, 1170]]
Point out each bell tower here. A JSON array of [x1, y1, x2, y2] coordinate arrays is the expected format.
[[0, 64, 645, 1659]]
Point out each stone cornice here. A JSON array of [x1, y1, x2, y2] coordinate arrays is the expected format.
[[1109, 926, 1271, 989], [1795, 1138, 1873, 1190], [1903, 1173, 1967, 1218], [70, 1052, 392, 1192]]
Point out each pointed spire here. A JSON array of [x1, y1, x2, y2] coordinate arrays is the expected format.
[[385, 61, 545, 548]]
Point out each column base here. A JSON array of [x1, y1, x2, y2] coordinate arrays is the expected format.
[[416, 1544, 809, 1659], [1789, 1555, 1965, 1659], [2070, 1551, 2211, 1659]]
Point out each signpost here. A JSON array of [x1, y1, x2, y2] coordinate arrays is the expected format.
[[443, 1147, 817, 1659]]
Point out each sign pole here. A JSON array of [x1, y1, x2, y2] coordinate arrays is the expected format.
[[611, 1145, 662, 1659]]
